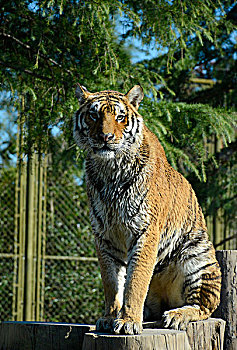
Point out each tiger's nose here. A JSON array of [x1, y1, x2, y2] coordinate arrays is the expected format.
[[100, 133, 114, 142]]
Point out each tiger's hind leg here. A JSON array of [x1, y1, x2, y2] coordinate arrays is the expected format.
[[163, 233, 221, 330]]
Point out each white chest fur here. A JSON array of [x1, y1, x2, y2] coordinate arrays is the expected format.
[[86, 153, 150, 254]]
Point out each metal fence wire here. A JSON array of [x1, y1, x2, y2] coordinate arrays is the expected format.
[[43, 161, 104, 323], [0, 148, 104, 324], [0, 166, 15, 320]]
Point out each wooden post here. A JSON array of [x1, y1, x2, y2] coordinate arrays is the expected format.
[[24, 151, 36, 321], [13, 97, 27, 321], [186, 318, 225, 350], [213, 250, 237, 350], [82, 328, 191, 350], [82, 319, 225, 350], [36, 153, 43, 321]]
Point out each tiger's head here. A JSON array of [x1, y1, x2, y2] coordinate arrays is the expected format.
[[74, 84, 144, 159]]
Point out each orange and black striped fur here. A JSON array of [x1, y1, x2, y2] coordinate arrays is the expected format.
[[74, 84, 221, 335]]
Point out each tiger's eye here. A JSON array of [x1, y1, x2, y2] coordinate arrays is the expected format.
[[116, 114, 125, 122], [89, 113, 97, 121]]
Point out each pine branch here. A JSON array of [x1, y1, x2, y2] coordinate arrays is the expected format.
[[0, 31, 73, 76], [0, 60, 52, 81], [182, 79, 236, 104]]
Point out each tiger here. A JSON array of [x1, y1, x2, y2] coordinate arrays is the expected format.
[[73, 83, 221, 335]]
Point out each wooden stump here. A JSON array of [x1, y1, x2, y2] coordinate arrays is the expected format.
[[0, 319, 225, 350], [82, 328, 191, 350], [186, 318, 225, 350], [213, 250, 237, 350], [0, 321, 95, 350], [82, 318, 225, 350]]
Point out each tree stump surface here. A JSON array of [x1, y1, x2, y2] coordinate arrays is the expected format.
[[213, 250, 237, 350], [186, 318, 225, 350], [82, 318, 225, 350], [82, 328, 191, 350]]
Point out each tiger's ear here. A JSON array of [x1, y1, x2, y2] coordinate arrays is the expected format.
[[75, 83, 90, 103], [125, 85, 144, 110]]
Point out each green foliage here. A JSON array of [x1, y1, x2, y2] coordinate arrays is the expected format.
[[1, 0, 236, 174], [143, 99, 236, 180], [120, 0, 233, 50], [189, 141, 237, 234]]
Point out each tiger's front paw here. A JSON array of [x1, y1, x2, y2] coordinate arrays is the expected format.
[[162, 309, 189, 330], [96, 316, 114, 333], [112, 318, 143, 335]]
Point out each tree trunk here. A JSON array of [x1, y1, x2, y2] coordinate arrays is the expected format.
[[213, 250, 237, 350]]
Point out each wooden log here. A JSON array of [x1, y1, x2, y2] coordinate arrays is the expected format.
[[0, 319, 225, 350], [186, 318, 225, 350], [0, 321, 95, 350], [82, 328, 191, 350], [82, 318, 225, 350], [213, 250, 237, 350]]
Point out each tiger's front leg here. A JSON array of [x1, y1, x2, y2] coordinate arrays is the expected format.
[[112, 231, 159, 335], [95, 237, 127, 333]]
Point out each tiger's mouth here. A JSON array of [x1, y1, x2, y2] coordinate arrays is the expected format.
[[92, 144, 116, 157]]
